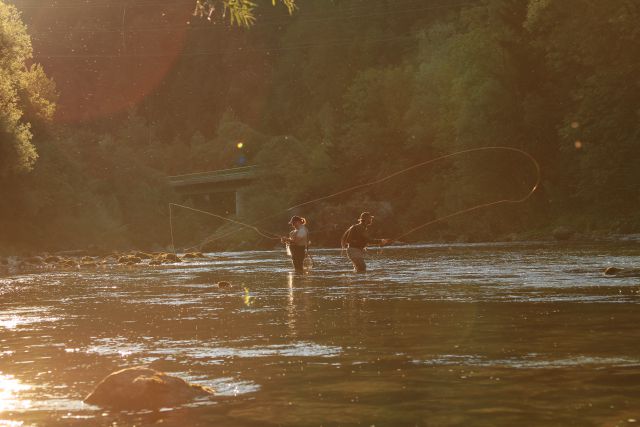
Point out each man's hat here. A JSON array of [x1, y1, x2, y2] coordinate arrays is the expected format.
[[289, 215, 304, 225], [358, 212, 373, 221]]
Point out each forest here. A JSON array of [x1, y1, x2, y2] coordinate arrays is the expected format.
[[1, 0, 639, 254]]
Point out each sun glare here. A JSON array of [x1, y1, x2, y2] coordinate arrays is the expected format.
[[0, 317, 20, 330], [0, 374, 32, 412]]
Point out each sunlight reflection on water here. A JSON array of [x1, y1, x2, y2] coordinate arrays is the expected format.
[[84, 337, 342, 359], [413, 354, 640, 369], [0, 310, 61, 330], [0, 374, 32, 412]]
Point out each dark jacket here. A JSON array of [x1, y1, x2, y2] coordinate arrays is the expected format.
[[342, 222, 381, 249]]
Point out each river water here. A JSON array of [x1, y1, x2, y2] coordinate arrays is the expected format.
[[1, 242, 639, 426]]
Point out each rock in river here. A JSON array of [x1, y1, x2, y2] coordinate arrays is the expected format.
[[552, 226, 574, 241], [84, 367, 214, 409], [603, 267, 640, 278]]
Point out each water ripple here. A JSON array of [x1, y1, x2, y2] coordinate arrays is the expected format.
[[413, 354, 640, 369]]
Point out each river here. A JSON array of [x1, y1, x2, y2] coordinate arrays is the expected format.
[[1, 242, 639, 426]]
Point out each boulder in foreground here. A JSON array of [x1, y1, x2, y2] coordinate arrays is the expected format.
[[84, 367, 214, 409]]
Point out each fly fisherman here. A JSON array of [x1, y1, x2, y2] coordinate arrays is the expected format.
[[341, 212, 392, 273], [281, 216, 309, 273]]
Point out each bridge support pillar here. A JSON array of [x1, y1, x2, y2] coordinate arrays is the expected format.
[[235, 188, 248, 217]]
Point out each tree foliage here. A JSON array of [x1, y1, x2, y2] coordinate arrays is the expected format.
[[202, 0, 297, 27], [0, 2, 57, 177], [524, 0, 640, 226]]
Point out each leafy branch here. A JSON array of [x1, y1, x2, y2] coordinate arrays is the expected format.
[[273, 0, 297, 15], [195, 0, 297, 27]]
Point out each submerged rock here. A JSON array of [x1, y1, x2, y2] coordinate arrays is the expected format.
[[603, 267, 640, 278], [215, 281, 232, 288], [183, 252, 207, 259], [552, 226, 574, 241], [84, 367, 214, 409], [135, 251, 153, 260], [81, 262, 98, 268], [24, 256, 44, 265], [118, 255, 142, 264], [155, 253, 182, 263], [44, 256, 61, 264], [60, 259, 78, 268]]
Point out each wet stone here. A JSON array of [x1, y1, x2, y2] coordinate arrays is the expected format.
[[604, 267, 640, 277], [118, 255, 142, 264], [84, 367, 214, 409]]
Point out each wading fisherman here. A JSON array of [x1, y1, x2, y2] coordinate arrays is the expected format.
[[341, 212, 391, 273], [281, 216, 309, 273]]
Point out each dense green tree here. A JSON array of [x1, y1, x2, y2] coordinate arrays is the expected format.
[[403, 1, 537, 238], [0, 2, 57, 177], [525, 0, 640, 229]]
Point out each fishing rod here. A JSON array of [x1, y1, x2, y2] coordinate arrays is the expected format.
[[391, 146, 540, 242], [169, 146, 540, 251], [168, 202, 281, 253]]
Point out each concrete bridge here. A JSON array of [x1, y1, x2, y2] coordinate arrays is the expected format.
[[168, 165, 258, 216]]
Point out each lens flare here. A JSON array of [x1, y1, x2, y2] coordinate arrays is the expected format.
[[23, 4, 192, 123]]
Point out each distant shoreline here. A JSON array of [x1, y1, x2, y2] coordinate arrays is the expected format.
[[2, 232, 639, 261]]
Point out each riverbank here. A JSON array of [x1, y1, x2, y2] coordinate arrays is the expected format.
[[2, 229, 639, 261], [2, 232, 638, 278]]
